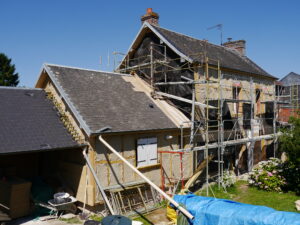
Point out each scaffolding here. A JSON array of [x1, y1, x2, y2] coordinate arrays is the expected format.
[[116, 42, 279, 193], [275, 82, 300, 122]]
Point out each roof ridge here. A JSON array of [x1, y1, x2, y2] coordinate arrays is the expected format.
[[289, 71, 300, 76], [153, 25, 238, 53], [0, 86, 42, 90], [151, 25, 274, 79], [44, 63, 132, 77]]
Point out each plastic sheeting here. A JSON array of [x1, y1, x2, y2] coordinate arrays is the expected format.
[[173, 194, 300, 225]]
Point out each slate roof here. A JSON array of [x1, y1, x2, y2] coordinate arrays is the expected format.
[[0, 87, 81, 155], [151, 25, 275, 79], [280, 72, 300, 86], [44, 64, 177, 135]]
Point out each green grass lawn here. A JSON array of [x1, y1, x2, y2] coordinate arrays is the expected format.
[[196, 181, 299, 213]]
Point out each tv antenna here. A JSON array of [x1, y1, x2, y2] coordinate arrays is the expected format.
[[207, 24, 223, 45]]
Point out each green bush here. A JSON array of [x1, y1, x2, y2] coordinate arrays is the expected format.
[[248, 158, 286, 192], [279, 116, 300, 195], [279, 117, 300, 165], [281, 161, 300, 195]]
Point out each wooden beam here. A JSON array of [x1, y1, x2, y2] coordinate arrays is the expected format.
[[155, 91, 216, 109]]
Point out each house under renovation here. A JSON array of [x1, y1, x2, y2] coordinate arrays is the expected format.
[[1, 8, 281, 219], [35, 64, 193, 214], [117, 8, 279, 189], [37, 8, 279, 210]]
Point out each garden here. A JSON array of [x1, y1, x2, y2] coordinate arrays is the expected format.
[[197, 117, 300, 213]]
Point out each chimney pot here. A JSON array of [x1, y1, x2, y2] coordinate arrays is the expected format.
[[141, 8, 159, 26]]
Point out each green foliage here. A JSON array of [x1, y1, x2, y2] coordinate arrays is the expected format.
[[89, 214, 103, 221], [282, 161, 300, 195], [201, 181, 299, 212], [155, 199, 168, 208], [0, 53, 19, 86], [248, 158, 286, 192], [279, 116, 300, 195], [279, 117, 300, 165], [59, 217, 82, 224]]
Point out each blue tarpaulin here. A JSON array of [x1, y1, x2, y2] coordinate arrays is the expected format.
[[173, 194, 300, 225]]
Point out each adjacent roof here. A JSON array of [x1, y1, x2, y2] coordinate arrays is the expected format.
[[280, 72, 300, 86], [41, 64, 178, 135], [0, 87, 81, 155], [120, 22, 276, 79]]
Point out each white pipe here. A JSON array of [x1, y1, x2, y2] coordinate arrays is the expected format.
[[99, 135, 194, 220], [82, 148, 115, 215]]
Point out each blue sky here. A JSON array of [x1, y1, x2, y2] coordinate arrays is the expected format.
[[1, 0, 300, 87]]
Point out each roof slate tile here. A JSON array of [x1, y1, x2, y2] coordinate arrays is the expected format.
[[46, 65, 177, 134], [0, 88, 80, 154]]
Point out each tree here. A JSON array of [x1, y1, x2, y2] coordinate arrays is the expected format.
[[279, 116, 300, 195], [279, 117, 300, 165], [0, 53, 19, 86]]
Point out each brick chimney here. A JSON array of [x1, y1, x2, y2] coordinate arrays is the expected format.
[[141, 8, 159, 26], [223, 39, 246, 56]]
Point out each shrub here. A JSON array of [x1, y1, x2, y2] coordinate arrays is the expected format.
[[281, 161, 300, 195], [248, 158, 286, 192], [279, 116, 300, 195], [279, 117, 300, 166], [221, 170, 237, 189]]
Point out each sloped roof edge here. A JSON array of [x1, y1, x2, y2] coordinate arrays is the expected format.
[[117, 22, 193, 69], [38, 63, 182, 135], [43, 63, 93, 136]]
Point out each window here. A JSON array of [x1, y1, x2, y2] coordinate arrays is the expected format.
[[137, 137, 158, 167], [232, 86, 241, 114], [256, 89, 261, 114], [256, 89, 261, 102]]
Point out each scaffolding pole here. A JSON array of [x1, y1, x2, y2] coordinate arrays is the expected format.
[[205, 57, 209, 196], [248, 78, 254, 171], [273, 81, 277, 157], [118, 43, 279, 193]]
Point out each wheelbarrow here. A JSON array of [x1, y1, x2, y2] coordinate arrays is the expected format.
[[38, 196, 77, 218]]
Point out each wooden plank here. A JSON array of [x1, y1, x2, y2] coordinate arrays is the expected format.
[[155, 91, 217, 109], [184, 155, 214, 190]]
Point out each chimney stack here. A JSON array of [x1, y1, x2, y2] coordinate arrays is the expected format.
[[141, 8, 159, 26], [223, 39, 246, 56]]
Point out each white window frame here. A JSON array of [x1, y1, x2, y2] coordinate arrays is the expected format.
[[136, 137, 158, 168]]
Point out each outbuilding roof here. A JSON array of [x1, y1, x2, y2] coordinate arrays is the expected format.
[[41, 64, 179, 135], [0, 87, 81, 155]]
